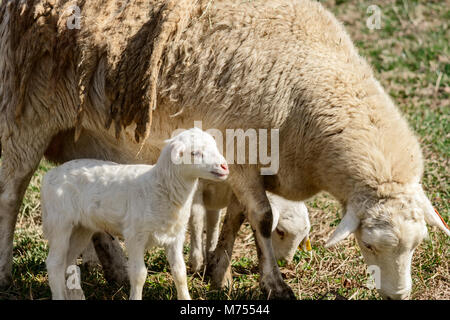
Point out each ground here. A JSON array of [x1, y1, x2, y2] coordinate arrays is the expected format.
[[0, 0, 448, 300]]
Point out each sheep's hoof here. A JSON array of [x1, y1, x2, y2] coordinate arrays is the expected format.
[[261, 276, 296, 300], [0, 274, 12, 289], [208, 266, 232, 290]]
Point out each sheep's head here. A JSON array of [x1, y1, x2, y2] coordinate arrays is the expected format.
[[325, 184, 449, 300], [167, 128, 229, 181]]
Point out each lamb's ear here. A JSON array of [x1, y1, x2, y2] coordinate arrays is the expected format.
[[170, 141, 186, 164], [420, 190, 450, 236], [325, 205, 360, 248], [271, 205, 280, 232]]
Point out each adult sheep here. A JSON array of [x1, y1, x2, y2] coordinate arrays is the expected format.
[[0, 0, 448, 299]]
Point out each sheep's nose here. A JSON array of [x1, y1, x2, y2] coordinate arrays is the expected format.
[[221, 164, 229, 172]]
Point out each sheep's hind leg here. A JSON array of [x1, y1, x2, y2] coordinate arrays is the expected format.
[[92, 233, 129, 286], [166, 235, 191, 300], [206, 195, 245, 290], [0, 131, 53, 288]]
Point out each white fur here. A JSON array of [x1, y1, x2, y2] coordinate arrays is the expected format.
[[268, 193, 310, 262], [41, 128, 228, 300]]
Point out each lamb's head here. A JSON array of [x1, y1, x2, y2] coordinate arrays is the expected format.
[[325, 184, 449, 300], [167, 128, 229, 181], [271, 201, 311, 262]]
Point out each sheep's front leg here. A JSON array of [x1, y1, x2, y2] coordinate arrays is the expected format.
[[0, 131, 53, 287], [166, 236, 191, 300], [189, 189, 206, 273], [212, 168, 295, 299], [244, 191, 295, 299], [125, 240, 147, 300], [81, 240, 100, 269], [92, 233, 129, 285]]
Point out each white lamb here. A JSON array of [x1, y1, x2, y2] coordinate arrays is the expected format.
[[41, 128, 229, 300]]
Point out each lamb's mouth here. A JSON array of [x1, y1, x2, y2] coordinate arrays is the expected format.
[[210, 171, 228, 179]]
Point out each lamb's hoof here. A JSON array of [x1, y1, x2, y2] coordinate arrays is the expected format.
[[189, 263, 204, 274], [66, 289, 86, 300], [0, 274, 12, 289], [188, 253, 204, 274], [261, 277, 296, 300]]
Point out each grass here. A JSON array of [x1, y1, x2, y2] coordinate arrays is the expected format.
[[0, 0, 448, 300]]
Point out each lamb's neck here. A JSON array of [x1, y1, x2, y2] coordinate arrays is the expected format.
[[153, 153, 198, 212]]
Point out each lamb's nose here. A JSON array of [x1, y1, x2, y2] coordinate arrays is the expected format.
[[221, 164, 229, 172]]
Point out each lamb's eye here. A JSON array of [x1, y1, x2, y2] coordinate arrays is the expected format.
[[363, 242, 374, 251], [276, 228, 285, 239], [191, 151, 202, 157]]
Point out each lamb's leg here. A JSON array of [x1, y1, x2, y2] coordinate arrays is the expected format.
[[207, 195, 245, 290], [0, 131, 52, 287], [125, 238, 147, 300], [205, 209, 222, 264], [46, 227, 73, 300], [92, 233, 129, 285], [65, 227, 93, 300], [166, 235, 191, 300], [188, 189, 206, 273]]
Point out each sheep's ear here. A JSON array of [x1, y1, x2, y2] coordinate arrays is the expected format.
[[325, 205, 360, 248], [170, 141, 186, 164], [420, 190, 450, 237]]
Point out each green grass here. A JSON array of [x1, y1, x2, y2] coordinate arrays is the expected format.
[[0, 0, 448, 300]]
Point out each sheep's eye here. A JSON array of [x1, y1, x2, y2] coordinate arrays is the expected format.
[[191, 151, 202, 157], [363, 242, 374, 251]]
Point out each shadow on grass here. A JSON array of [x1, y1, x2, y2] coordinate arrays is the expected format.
[[3, 243, 265, 300]]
